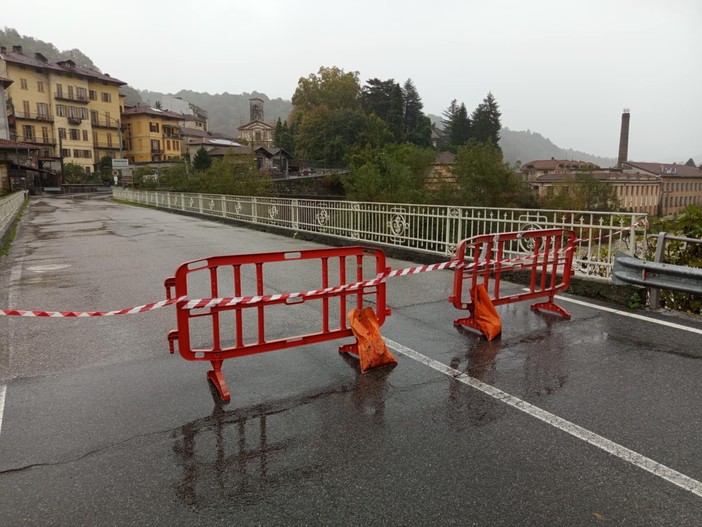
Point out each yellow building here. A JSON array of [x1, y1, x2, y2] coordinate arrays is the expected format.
[[0, 45, 125, 175], [121, 106, 182, 163]]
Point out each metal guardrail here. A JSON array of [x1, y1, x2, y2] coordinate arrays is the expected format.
[[612, 232, 702, 305], [113, 188, 648, 277], [0, 191, 28, 240]]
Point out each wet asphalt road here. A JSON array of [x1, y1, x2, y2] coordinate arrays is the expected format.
[[1, 194, 702, 526]]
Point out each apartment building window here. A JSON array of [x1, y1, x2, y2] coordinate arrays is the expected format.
[[56, 83, 63, 97], [61, 148, 70, 158], [37, 103, 49, 119], [151, 139, 161, 152], [104, 111, 111, 125], [67, 85, 74, 99], [56, 104, 65, 117], [58, 128, 67, 139], [101, 92, 112, 103], [42, 127, 49, 143], [37, 80, 45, 93], [149, 122, 160, 133], [80, 107, 89, 120], [67, 106, 77, 118], [92, 131, 98, 144], [166, 139, 171, 150], [107, 133, 113, 147], [77, 87, 87, 101], [22, 100, 30, 116], [91, 110, 98, 125], [70, 129, 80, 140], [89, 90, 97, 101], [82, 130, 89, 141], [20, 78, 28, 89], [23, 125, 35, 140]]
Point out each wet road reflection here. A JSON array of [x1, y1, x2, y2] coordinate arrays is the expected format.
[[446, 315, 570, 429], [171, 360, 395, 509]]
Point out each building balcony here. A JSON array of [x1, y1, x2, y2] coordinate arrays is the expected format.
[[90, 116, 120, 129], [93, 141, 121, 150], [54, 92, 89, 104], [12, 135, 57, 146], [67, 116, 82, 125], [12, 111, 54, 122], [151, 148, 163, 154]]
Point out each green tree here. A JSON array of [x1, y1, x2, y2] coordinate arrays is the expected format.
[[195, 155, 273, 196], [62, 163, 87, 184], [539, 173, 620, 211], [192, 146, 212, 171], [291, 66, 366, 166], [343, 143, 434, 202], [158, 163, 189, 191], [292, 66, 361, 114], [442, 101, 472, 151], [132, 166, 158, 189], [96, 156, 114, 185], [361, 78, 405, 142], [471, 92, 502, 146], [452, 140, 532, 207], [402, 79, 432, 147], [274, 117, 295, 154]]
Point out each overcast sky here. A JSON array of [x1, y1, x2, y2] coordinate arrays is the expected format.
[[5, 0, 701, 161]]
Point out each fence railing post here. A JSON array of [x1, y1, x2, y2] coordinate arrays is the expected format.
[[648, 231, 667, 310]]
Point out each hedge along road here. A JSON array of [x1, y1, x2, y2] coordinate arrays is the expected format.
[[1, 194, 702, 526]]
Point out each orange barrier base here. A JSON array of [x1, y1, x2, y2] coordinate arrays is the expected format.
[[207, 360, 231, 402], [345, 307, 398, 373], [530, 298, 571, 319], [453, 285, 502, 341]]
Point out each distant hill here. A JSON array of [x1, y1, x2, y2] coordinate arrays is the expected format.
[[1, 28, 621, 167], [0, 27, 98, 70], [499, 128, 617, 168], [427, 114, 616, 168], [138, 89, 293, 137]]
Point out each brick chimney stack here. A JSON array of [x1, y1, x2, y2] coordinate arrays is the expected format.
[[617, 109, 630, 168]]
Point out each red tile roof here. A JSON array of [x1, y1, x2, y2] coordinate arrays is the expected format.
[[534, 170, 659, 183], [434, 151, 456, 165], [0, 138, 40, 150], [122, 106, 182, 119], [622, 161, 702, 178], [522, 159, 600, 171]]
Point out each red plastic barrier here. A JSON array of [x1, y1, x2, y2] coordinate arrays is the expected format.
[[165, 246, 391, 401], [449, 229, 577, 332]]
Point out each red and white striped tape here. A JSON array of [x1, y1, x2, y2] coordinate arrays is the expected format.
[[1, 221, 644, 318], [0, 297, 186, 318]]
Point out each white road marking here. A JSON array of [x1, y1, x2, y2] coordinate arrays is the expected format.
[[554, 294, 702, 335], [384, 337, 702, 499], [0, 385, 6, 436]]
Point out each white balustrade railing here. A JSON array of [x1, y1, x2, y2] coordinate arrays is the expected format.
[[114, 188, 648, 278], [0, 191, 28, 239]]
